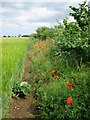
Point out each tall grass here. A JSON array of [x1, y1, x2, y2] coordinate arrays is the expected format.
[[1, 37, 28, 117]]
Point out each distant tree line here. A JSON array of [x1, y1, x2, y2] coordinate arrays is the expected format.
[[3, 35, 16, 37], [3, 34, 29, 37], [22, 35, 29, 37]]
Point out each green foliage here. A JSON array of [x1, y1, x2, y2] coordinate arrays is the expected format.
[[29, 33, 38, 39], [28, 39, 53, 84], [35, 67, 90, 120], [29, 1, 90, 119], [53, 16, 89, 68], [69, 0, 90, 30], [28, 37, 89, 119], [32, 1, 90, 67], [12, 81, 31, 97], [36, 26, 55, 40]]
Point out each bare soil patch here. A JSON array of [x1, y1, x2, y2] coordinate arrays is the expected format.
[[9, 50, 36, 118]]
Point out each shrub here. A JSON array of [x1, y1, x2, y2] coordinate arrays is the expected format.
[[12, 81, 31, 98], [36, 26, 55, 40], [29, 1, 90, 119], [52, 17, 89, 69], [52, 0, 90, 68], [35, 67, 90, 120]]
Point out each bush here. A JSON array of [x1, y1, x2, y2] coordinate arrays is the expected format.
[[29, 1, 90, 119], [12, 81, 31, 98], [52, 0, 90, 67], [35, 67, 90, 120], [36, 26, 55, 40], [53, 18, 89, 69]]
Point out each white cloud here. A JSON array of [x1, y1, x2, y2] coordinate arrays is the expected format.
[[0, 3, 60, 30], [3, 6, 60, 29], [3, 21, 53, 31], [30, 7, 59, 18], [0, 15, 7, 27], [1, 0, 89, 36], [68, 16, 76, 22], [2, 0, 90, 3], [31, 22, 52, 27], [13, 2, 25, 8], [0, 20, 3, 27], [0, 7, 10, 14], [14, 7, 59, 23]]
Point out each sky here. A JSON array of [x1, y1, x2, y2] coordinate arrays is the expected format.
[[0, 0, 89, 36]]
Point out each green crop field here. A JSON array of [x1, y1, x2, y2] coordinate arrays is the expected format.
[[1, 37, 28, 117], [0, 38, 2, 119]]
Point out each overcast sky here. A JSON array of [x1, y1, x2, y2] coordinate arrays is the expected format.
[[0, 0, 89, 36]]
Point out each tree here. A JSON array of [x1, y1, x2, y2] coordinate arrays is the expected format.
[[3, 35, 6, 37], [36, 26, 55, 40], [69, 0, 90, 31]]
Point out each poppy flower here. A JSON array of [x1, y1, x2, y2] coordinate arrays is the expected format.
[[32, 46, 34, 49], [67, 83, 72, 88], [52, 70, 56, 74], [54, 75, 59, 79], [37, 41, 41, 47], [38, 43, 40, 46], [66, 97, 73, 105], [46, 50, 48, 53], [42, 58, 45, 62], [37, 50, 40, 53]]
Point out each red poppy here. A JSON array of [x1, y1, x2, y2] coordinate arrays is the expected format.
[[66, 97, 73, 105], [52, 70, 56, 74], [46, 50, 48, 53], [67, 83, 72, 88], [54, 75, 59, 78], [38, 43, 40, 46], [32, 46, 34, 49], [37, 50, 40, 53], [37, 41, 41, 46], [42, 58, 45, 62]]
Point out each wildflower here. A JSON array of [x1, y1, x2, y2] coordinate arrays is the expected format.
[[37, 41, 41, 47], [66, 97, 73, 105], [37, 50, 40, 53], [67, 83, 72, 88], [46, 50, 48, 53], [42, 58, 45, 62], [54, 75, 59, 78], [32, 46, 34, 49], [38, 43, 40, 46], [52, 70, 56, 74]]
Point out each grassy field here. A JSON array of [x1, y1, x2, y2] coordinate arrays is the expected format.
[[1, 37, 28, 117]]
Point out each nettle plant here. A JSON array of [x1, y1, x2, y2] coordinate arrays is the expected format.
[[12, 81, 31, 98]]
